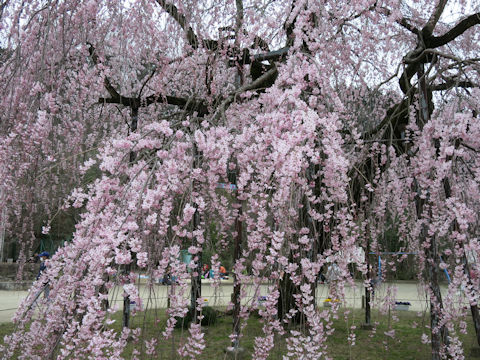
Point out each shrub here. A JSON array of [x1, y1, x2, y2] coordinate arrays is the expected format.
[[175, 306, 218, 328]]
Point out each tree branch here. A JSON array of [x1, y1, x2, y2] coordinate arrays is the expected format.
[[361, 98, 410, 139], [213, 67, 278, 122], [428, 12, 480, 48], [155, 0, 217, 50], [431, 79, 478, 91], [423, 0, 448, 37], [235, 0, 243, 37], [229, 46, 289, 66], [99, 93, 210, 116], [88, 43, 133, 106], [144, 94, 210, 116], [378, 7, 419, 34]]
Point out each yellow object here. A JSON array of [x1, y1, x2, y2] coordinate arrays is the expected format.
[[323, 298, 340, 303]]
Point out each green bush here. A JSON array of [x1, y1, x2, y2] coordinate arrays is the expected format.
[[175, 306, 217, 328]]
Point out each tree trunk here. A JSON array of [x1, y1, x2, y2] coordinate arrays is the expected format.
[[277, 255, 306, 327], [123, 106, 139, 328], [232, 195, 242, 348], [190, 142, 202, 323], [426, 232, 445, 360], [442, 176, 480, 348], [417, 64, 449, 358], [122, 265, 131, 328], [464, 259, 480, 347], [365, 230, 372, 326]]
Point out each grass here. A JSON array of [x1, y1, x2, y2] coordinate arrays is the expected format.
[[1, 307, 480, 359]]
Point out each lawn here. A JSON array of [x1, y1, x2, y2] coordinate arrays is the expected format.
[[1, 307, 479, 359]]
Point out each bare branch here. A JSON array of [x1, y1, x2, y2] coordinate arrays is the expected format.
[[378, 7, 419, 34], [428, 12, 480, 48], [361, 98, 410, 139], [404, 48, 462, 64], [212, 67, 278, 122], [138, 68, 156, 98], [99, 93, 210, 117], [0, 0, 10, 20], [423, 0, 448, 37], [155, 0, 217, 50], [143, 94, 210, 116], [229, 46, 289, 66], [431, 79, 478, 91], [235, 0, 244, 37], [87, 43, 122, 100]]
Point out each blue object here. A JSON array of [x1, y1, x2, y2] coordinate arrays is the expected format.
[[216, 183, 237, 190], [378, 256, 382, 280], [439, 255, 451, 284], [38, 251, 50, 258]]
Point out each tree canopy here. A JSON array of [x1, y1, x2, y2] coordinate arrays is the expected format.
[[1, 0, 480, 359]]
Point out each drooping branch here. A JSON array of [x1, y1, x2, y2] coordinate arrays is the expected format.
[[399, 63, 418, 94]]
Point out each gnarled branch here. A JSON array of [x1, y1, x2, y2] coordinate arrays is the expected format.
[[428, 12, 480, 48], [155, 0, 217, 50]]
